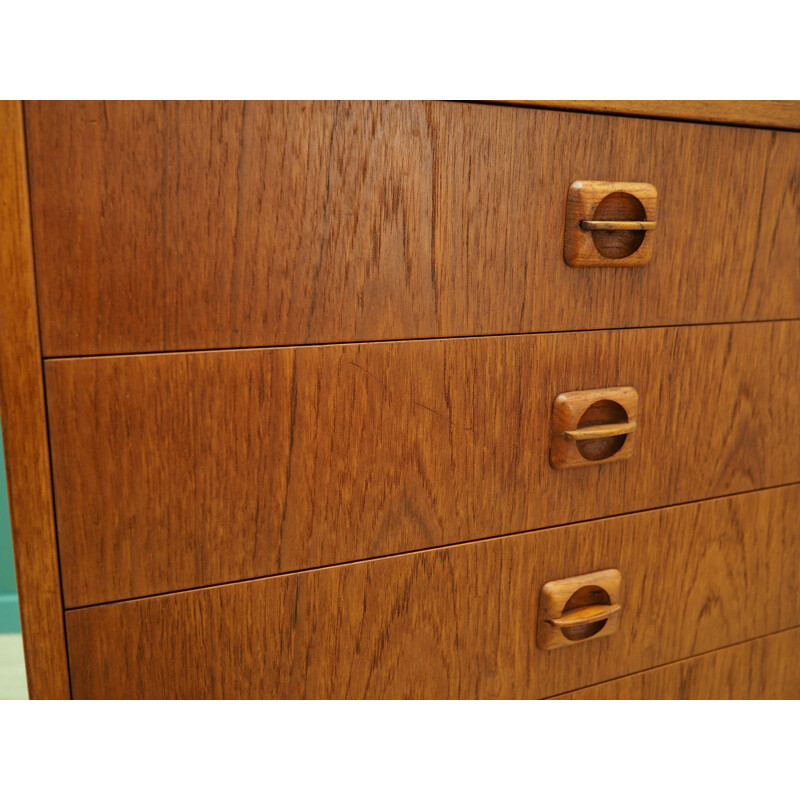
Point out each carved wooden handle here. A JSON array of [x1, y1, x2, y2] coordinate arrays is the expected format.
[[546, 603, 622, 629], [562, 420, 637, 441], [580, 220, 657, 231]]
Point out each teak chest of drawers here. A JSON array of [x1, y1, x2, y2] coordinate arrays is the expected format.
[[1, 100, 799, 699]]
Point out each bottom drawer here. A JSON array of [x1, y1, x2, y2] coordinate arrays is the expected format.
[[66, 484, 800, 699], [558, 627, 800, 699]]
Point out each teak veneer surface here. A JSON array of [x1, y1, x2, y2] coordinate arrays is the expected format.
[[26, 101, 800, 357], [558, 627, 800, 699], [0, 101, 70, 698], [507, 101, 800, 131], [64, 486, 800, 699], [46, 321, 800, 607]]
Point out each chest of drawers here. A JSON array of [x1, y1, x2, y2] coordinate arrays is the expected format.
[[2, 100, 799, 698]]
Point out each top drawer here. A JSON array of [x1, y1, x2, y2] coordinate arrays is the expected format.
[[26, 101, 800, 356]]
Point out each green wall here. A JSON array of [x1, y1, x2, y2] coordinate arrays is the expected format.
[[0, 425, 21, 633]]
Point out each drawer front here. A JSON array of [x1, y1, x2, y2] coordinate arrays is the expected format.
[[64, 486, 800, 699], [558, 628, 800, 700], [27, 101, 800, 357], [46, 321, 800, 607]]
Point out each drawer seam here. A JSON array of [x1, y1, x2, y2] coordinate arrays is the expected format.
[[544, 623, 800, 699], [62, 479, 800, 613], [41, 316, 800, 363]]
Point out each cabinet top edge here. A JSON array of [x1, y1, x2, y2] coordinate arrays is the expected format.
[[486, 100, 800, 132]]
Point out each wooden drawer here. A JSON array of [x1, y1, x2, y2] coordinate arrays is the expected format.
[[27, 101, 800, 357], [558, 627, 800, 699], [64, 486, 800, 699], [46, 321, 800, 607]]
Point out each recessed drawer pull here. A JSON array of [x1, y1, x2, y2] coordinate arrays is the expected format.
[[580, 219, 657, 232], [538, 569, 623, 649], [562, 420, 637, 441], [565, 181, 658, 267], [546, 603, 622, 629]]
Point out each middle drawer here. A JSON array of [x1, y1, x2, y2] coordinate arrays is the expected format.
[[46, 320, 800, 607]]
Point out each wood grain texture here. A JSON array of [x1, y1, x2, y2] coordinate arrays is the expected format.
[[46, 321, 800, 607], [558, 627, 800, 699], [26, 101, 435, 356], [26, 101, 800, 357], [0, 101, 70, 699], [64, 485, 800, 699], [504, 101, 800, 131]]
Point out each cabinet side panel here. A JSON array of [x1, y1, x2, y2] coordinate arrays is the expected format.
[[0, 101, 70, 698]]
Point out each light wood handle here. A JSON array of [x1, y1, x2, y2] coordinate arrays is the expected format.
[[562, 420, 637, 441], [580, 220, 657, 231], [546, 603, 622, 629]]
